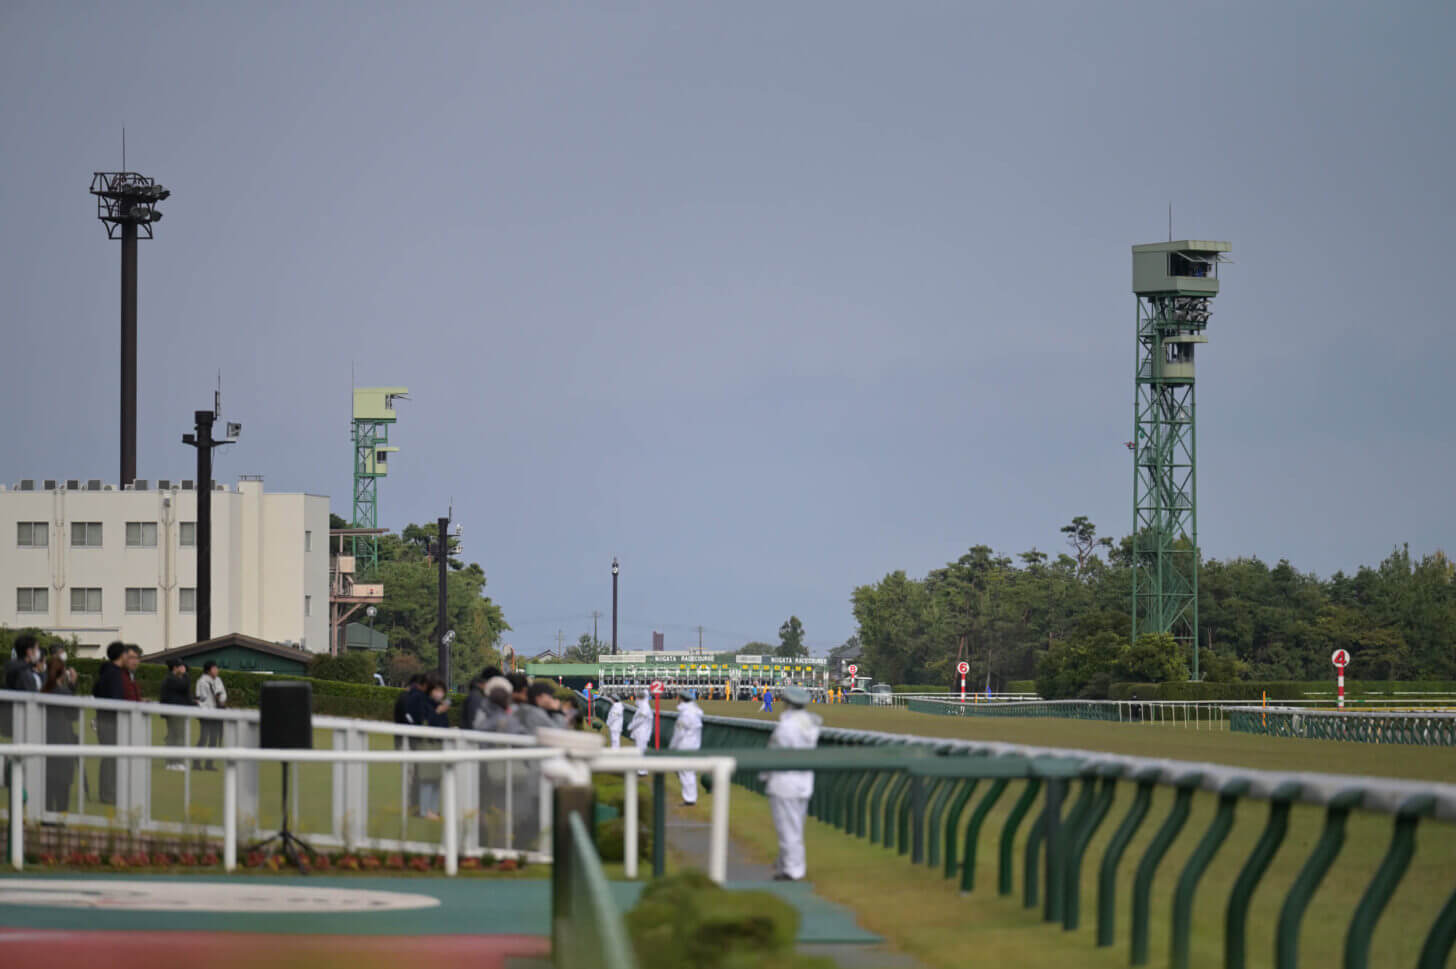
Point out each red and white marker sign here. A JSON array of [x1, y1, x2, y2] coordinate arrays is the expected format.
[[957, 661, 969, 700], [650, 681, 664, 749], [1331, 649, 1351, 708], [650, 680, 665, 697], [846, 664, 858, 677]]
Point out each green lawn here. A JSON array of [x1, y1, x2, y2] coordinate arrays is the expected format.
[[691, 700, 1456, 969]]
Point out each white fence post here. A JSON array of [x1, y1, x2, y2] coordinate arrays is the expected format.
[[223, 760, 238, 871], [8, 758, 22, 870], [708, 761, 732, 884], [623, 771, 639, 879], [442, 763, 458, 875]]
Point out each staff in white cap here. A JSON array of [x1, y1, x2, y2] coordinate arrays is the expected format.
[[669, 688, 704, 805], [761, 684, 821, 881], [627, 690, 653, 776]]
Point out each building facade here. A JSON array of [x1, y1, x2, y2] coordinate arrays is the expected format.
[[0, 476, 329, 658]]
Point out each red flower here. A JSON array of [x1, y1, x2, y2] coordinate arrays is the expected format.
[[37, 852, 57, 865], [107, 854, 128, 868], [408, 856, 431, 871], [65, 851, 87, 866], [458, 857, 480, 870], [200, 852, 220, 867], [359, 855, 381, 870], [245, 851, 265, 868], [83, 852, 102, 866], [385, 853, 405, 870], [311, 855, 332, 869], [128, 852, 150, 867], [497, 858, 518, 872], [178, 852, 198, 866], [152, 853, 172, 867]]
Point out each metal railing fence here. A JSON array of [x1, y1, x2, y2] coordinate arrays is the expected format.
[[1229, 706, 1456, 747], [624, 704, 1456, 969], [0, 687, 549, 860], [554, 807, 641, 969]]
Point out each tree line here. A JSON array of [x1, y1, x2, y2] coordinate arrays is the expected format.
[[848, 517, 1456, 697]]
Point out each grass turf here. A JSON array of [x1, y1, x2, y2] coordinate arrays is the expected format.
[[689, 700, 1456, 969]]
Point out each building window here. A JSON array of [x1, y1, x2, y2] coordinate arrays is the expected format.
[[70, 587, 102, 613], [16, 522, 48, 547], [304, 594, 312, 617], [179, 587, 196, 613], [126, 521, 159, 547], [125, 587, 158, 614], [16, 588, 48, 613], [179, 522, 196, 547], [305, 530, 313, 552], [70, 522, 103, 547]]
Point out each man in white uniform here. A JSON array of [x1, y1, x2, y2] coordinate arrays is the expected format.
[[606, 694, 625, 749], [761, 685, 821, 881], [627, 690, 654, 776], [668, 689, 704, 805]]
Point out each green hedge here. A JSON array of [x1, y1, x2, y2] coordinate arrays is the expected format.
[[1108, 680, 1456, 702], [69, 658, 464, 724], [1006, 680, 1037, 694], [892, 685, 948, 694]]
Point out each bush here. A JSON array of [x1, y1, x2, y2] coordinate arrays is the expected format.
[[68, 658, 467, 724], [308, 652, 377, 684], [626, 870, 800, 969]]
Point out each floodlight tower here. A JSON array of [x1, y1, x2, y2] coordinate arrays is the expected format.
[[351, 387, 408, 578], [1130, 239, 1231, 676], [90, 171, 170, 488]]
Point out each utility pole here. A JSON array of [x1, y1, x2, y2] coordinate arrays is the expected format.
[[433, 514, 451, 686], [557, 629, 563, 657], [697, 625, 704, 654], [592, 611, 602, 650], [181, 394, 236, 643], [610, 557, 619, 656]]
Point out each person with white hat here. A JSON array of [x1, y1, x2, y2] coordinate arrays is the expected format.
[[627, 690, 654, 776], [668, 688, 704, 805], [606, 693, 626, 749], [761, 684, 821, 881]]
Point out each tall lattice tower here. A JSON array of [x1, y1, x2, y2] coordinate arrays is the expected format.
[[352, 387, 408, 578], [1130, 240, 1230, 673]]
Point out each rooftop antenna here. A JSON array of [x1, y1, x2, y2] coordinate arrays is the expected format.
[[1168, 202, 1172, 242]]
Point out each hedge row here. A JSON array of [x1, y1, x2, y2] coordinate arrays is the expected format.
[[1108, 680, 1456, 702], [69, 658, 459, 724]]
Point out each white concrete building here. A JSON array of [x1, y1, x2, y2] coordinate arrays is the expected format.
[[0, 476, 329, 658]]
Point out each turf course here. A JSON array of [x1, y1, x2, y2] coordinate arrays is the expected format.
[[690, 700, 1456, 969]]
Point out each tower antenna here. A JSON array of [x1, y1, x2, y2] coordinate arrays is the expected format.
[[1168, 202, 1172, 242]]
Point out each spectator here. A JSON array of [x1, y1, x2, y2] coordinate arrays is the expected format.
[[393, 673, 425, 749], [92, 641, 128, 805], [462, 673, 488, 733], [193, 661, 227, 770], [507, 672, 529, 706], [121, 645, 143, 702], [508, 681, 562, 736], [405, 674, 451, 821], [472, 676, 514, 733], [5, 633, 42, 691], [160, 659, 193, 771], [42, 656, 79, 813]]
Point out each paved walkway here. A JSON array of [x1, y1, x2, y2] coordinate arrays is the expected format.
[[666, 806, 927, 969]]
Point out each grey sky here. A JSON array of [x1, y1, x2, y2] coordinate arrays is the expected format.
[[3, 2, 1452, 654]]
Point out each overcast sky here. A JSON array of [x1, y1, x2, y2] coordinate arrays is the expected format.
[[3, 2, 1452, 654]]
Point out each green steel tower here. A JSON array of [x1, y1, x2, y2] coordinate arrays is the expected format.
[[351, 387, 408, 578], [1130, 240, 1230, 676]]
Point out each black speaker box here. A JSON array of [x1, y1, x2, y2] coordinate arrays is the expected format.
[[259, 680, 313, 749]]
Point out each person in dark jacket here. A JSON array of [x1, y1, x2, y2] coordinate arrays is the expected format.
[[92, 641, 128, 805], [42, 656, 79, 812], [4, 633, 42, 691], [121, 645, 143, 702], [160, 659, 193, 770], [405, 674, 451, 820]]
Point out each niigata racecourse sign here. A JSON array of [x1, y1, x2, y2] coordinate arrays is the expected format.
[[0, 881, 442, 912]]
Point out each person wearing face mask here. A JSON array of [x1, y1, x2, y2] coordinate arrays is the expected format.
[[627, 689, 654, 776], [605, 694, 625, 749], [42, 655, 80, 811], [760, 685, 822, 882], [668, 689, 704, 806], [405, 674, 451, 820]]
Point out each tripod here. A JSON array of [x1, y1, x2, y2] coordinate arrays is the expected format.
[[247, 762, 315, 872]]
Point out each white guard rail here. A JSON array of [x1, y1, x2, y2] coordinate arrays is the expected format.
[[0, 688, 548, 861]]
